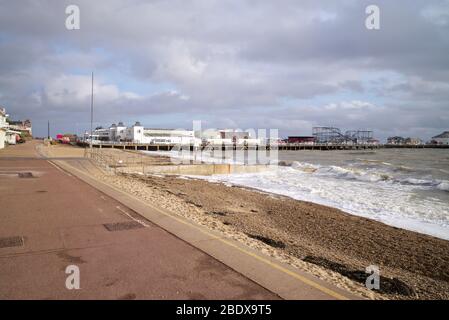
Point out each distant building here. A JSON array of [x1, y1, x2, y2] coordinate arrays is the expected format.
[[387, 136, 406, 145], [287, 136, 315, 144], [404, 137, 422, 145], [110, 122, 127, 141], [142, 128, 197, 145], [5, 129, 21, 145], [0, 108, 7, 149], [86, 122, 200, 145], [0, 107, 28, 148], [8, 119, 32, 136], [85, 123, 266, 146], [201, 129, 260, 146], [431, 131, 449, 145], [94, 127, 111, 141], [265, 138, 284, 145]]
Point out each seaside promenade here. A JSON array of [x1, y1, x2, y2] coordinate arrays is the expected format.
[[0, 141, 355, 300]]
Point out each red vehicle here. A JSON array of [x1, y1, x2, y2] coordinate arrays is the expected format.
[[56, 134, 71, 144]]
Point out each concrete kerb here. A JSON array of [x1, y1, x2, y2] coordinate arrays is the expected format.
[[52, 159, 359, 300]]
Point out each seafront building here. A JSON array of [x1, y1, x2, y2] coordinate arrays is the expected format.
[[431, 131, 449, 145], [201, 128, 260, 146], [0, 108, 7, 149], [387, 136, 406, 145], [86, 122, 261, 146], [387, 136, 423, 145], [88, 122, 198, 145], [0, 107, 31, 149], [7, 119, 32, 136], [404, 137, 423, 145], [287, 136, 316, 144]]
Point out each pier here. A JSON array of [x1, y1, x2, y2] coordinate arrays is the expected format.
[[79, 141, 449, 151]]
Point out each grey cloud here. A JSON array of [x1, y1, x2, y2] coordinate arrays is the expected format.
[[0, 0, 448, 140]]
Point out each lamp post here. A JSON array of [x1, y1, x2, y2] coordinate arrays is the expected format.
[[90, 71, 94, 149]]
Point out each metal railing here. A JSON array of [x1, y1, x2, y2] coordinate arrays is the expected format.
[[84, 148, 153, 175]]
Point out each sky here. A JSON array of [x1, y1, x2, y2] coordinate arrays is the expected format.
[[0, 0, 448, 141]]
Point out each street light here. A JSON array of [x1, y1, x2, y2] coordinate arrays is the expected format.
[[90, 71, 94, 149]]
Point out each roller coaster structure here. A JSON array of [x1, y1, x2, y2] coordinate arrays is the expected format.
[[312, 127, 374, 144]]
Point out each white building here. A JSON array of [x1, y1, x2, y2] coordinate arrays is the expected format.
[[91, 128, 110, 141], [142, 128, 198, 145], [87, 122, 200, 145], [109, 122, 127, 141], [86, 122, 265, 147], [0, 107, 32, 149], [0, 108, 7, 149], [5, 129, 21, 145], [8, 119, 32, 136], [201, 129, 261, 146], [125, 122, 145, 143], [432, 131, 449, 145]]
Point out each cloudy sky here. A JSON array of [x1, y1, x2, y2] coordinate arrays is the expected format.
[[1, 0, 448, 140]]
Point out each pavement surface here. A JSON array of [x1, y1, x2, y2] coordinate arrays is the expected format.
[[0, 141, 357, 300]]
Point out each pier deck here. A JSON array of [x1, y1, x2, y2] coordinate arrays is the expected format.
[[80, 142, 449, 152]]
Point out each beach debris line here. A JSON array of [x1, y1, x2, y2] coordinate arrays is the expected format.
[[208, 211, 228, 216], [246, 234, 286, 249]]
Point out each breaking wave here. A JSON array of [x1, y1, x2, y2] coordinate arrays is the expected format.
[[290, 161, 449, 192]]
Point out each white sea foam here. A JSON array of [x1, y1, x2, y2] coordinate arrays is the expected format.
[[190, 165, 449, 240], [437, 181, 449, 192]]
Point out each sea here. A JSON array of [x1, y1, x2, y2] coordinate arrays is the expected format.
[[143, 148, 449, 240]]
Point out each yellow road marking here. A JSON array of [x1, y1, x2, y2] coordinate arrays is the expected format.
[[55, 160, 349, 300]]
